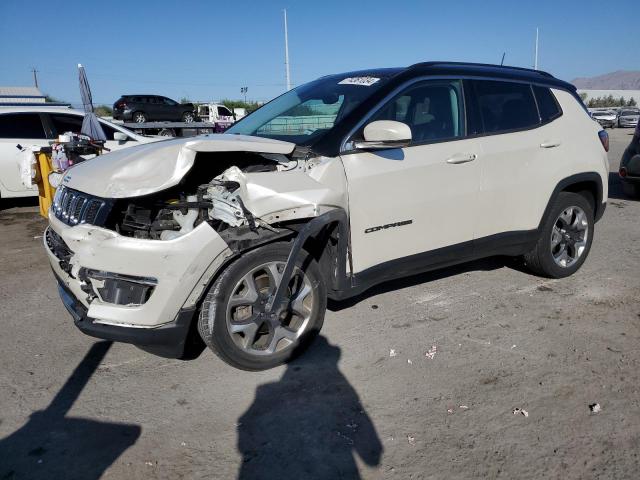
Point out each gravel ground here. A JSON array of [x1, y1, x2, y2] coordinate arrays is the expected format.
[[0, 128, 639, 480]]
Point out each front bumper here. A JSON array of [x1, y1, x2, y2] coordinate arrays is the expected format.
[[45, 211, 231, 330], [57, 276, 199, 358]]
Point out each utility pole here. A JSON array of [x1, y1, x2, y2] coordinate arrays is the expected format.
[[284, 9, 291, 91], [534, 27, 539, 70], [31, 67, 39, 88]]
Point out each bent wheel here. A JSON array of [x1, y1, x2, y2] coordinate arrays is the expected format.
[[198, 242, 326, 370]]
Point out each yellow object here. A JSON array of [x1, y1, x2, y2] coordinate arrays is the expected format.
[[35, 151, 56, 218]]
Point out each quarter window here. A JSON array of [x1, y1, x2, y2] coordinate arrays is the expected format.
[[473, 80, 539, 133], [0, 113, 46, 139], [533, 86, 562, 123], [369, 80, 464, 143]]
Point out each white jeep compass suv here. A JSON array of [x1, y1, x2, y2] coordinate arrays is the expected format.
[[45, 62, 609, 370]]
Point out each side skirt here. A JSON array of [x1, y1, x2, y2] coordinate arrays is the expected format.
[[329, 229, 538, 301]]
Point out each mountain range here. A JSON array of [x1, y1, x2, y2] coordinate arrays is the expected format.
[[571, 71, 640, 90]]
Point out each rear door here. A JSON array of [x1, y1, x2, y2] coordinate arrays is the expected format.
[[341, 78, 482, 274], [0, 112, 49, 196], [467, 79, 553, 238]]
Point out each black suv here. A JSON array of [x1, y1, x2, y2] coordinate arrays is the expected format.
[[619, 118, 640, 197], [113, 95, 195, 123]]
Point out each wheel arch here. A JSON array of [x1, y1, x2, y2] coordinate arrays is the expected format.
[[539, 172, 604, 229]]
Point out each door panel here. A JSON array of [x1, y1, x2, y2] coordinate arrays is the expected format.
[[0, 113, 48, 196], [341, 79, 481, 273], [469, 79, 554, 237], [343, 139, 482, 273]]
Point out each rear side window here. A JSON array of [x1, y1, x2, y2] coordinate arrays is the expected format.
[[473, 80, 539, 133], [0, 113, 46, 139], [533, 86, 562, 123]]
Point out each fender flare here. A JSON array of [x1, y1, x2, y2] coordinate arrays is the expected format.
[[538, 172, 605, 229]]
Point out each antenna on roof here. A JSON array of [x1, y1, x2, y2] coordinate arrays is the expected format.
[[500, 53, 506, 66], [534, 27, 539, 70]]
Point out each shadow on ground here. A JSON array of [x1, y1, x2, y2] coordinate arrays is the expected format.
[[237, 336, 382, 479], [0, 342, 140, 480], [330, 255, 518, 311]]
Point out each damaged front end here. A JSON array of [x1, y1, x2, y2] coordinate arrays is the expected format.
[[46, 134, 349, 358]]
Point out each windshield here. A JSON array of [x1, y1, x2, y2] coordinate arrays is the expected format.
[[227, 73, 391, 145]]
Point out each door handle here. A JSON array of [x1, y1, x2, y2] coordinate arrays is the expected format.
[[540, 141, 561, 148], [446, 153, 477, 164]]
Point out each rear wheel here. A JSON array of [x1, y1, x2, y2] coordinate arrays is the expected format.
[[524, 192, 594, 278], [198, 242, 326, 370], [132, 111, 147, 123]]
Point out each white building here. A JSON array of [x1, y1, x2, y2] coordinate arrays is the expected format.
[[0, 86, 46, 104]]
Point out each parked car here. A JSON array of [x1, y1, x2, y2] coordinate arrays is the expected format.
[[0, 106, 155, 199], [113, 95, 195, 123], [617, 109, 640, 128], [591, 110, 617, 128], [197, 103, 236, 131], [46, 62, 608, 370], [619, 117, 640, 197]]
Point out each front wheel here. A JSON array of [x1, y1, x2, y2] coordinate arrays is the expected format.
[[524, 192, 594, 278], [182, 111, 195, 123], [197, 242, 326, 370]]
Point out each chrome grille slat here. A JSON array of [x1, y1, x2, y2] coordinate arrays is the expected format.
[[53, 186, 109, 227]]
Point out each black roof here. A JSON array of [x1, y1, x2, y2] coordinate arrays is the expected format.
[[328, 62, 575, 92]]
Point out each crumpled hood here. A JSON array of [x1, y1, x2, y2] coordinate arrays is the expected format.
[[61, 134, 296, 198]]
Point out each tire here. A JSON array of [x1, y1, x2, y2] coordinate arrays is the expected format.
[[622, 182, 640, 199], [182, 111, 195, 123], [197, 242, 327, 370], [524, 192, 594, 278], [133, 111, 147, 123]]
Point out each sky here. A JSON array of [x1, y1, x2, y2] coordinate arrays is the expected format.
[[0, 0, 637, 107]]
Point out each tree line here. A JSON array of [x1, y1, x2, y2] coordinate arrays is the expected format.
[[580, 93, 637, 108]]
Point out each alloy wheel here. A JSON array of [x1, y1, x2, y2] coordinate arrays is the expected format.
[[550, 206, 589, 268], [225, 262, 314, 356]]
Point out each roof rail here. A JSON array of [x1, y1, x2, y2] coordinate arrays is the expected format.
[[408, 61, 554, 78]]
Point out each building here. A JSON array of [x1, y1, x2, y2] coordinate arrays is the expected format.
[[0, 86, 46, 104]]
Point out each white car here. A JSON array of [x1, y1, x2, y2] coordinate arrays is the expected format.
[[46, 62, 609, 370], [0, 106, 156, 198]]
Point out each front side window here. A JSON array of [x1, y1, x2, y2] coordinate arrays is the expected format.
[[227, 73, 392, 145], [473, 80, 539, 133], [0, 113, 46, 139], [368, 80, 464, 144], [163, 97, 178, 106], [218, 106, 233, 117]]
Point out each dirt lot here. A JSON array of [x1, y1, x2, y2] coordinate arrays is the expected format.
[[1, 128, 639, 480]]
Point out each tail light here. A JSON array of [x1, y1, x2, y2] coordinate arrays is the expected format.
[[598, 130, 609, 152], [619, 167, 627, 178]]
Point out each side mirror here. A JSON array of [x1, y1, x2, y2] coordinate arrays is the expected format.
[[114, 131, 129, 142], [354, 120, 412, 150]]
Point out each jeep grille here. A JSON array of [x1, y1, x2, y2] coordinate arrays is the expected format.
[[52, 186, 110, 226]]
